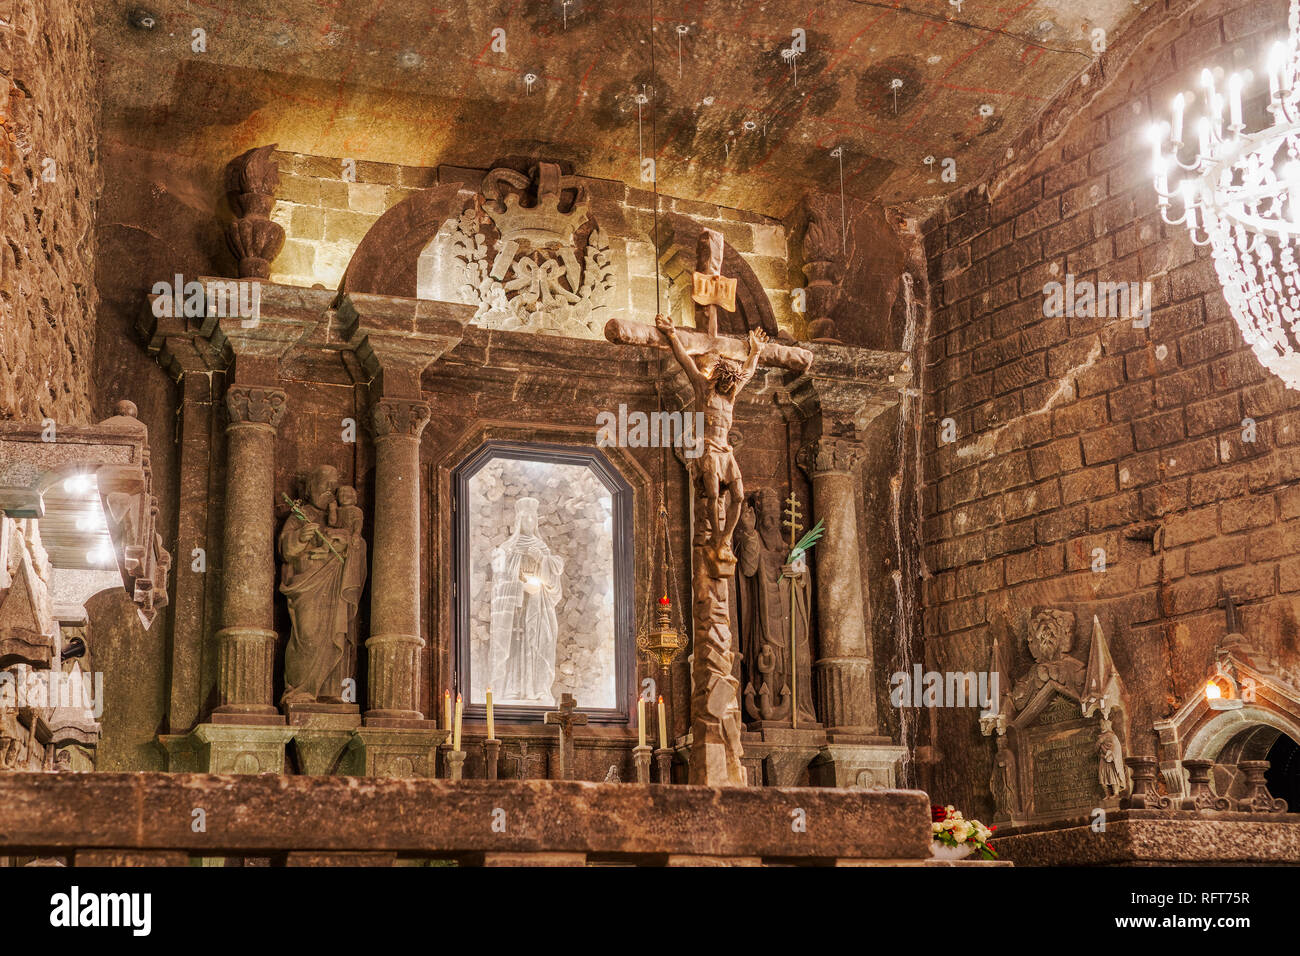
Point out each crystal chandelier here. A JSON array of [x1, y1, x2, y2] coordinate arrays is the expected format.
[[1151, 0, 1300, 388]]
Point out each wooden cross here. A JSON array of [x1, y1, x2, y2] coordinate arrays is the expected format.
[[543, 693, 589, 781], [603, 227, 814, 374]]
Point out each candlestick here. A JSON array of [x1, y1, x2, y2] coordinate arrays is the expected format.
[[445, 748, 466, 782], [444, 690, 452, 739], [633, 744, 653, 784], [657, 695, 667, 750], [454, 693, 463, 752], [483, 738, 501, 780], [638, 696, 646, 748], [654, 747, 674, 784], [486, 687, 495, 740]]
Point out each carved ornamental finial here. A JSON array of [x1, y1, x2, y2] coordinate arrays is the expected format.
[[798, 193, 846, 344], [224, 144, 285, 279]]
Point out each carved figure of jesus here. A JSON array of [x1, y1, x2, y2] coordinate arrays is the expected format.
[[655, 312, 766, 563]]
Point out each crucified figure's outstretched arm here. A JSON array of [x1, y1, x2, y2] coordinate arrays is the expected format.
[[739, 327, 766, 386], [655, 313, 707, 389]]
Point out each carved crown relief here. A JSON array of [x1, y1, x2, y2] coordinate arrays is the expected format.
[[446, 162, 617, 337]]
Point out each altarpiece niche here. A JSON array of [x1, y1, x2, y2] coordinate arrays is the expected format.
[[454, 442, 632, 722]]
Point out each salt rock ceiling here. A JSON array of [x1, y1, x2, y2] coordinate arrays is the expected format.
[[94, 0, 1155, 217]]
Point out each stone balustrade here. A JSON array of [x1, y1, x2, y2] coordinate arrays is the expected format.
[[0, 772, 930, 867]]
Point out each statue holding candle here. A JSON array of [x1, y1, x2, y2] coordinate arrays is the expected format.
[[489, 497, 565, 704]]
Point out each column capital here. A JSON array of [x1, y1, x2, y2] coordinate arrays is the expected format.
[[787, 343, 912, 430], [369, 398, 431, 439], [798, 435, 864, 477], [225, 384, 287, 428]]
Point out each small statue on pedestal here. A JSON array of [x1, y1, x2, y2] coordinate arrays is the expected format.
[[1097, 717, 1128, 797], [990, 734, 1018, 821], [279, 465, 367, 706]]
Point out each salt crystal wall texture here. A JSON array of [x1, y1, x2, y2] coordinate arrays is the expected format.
[[0, 0, 100, 423]]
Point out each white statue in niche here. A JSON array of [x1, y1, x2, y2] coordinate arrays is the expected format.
[[489, 497, 565, 704]]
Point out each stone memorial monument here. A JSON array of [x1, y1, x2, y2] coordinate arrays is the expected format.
[[980, 608, 1130, 823]]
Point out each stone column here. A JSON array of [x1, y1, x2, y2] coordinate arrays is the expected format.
[[212, 384, 286, 724], [798, 436, 876, 736], [364, 397, 431, 722]]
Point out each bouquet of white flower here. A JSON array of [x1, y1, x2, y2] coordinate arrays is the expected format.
[[931, 805, 998, 860]]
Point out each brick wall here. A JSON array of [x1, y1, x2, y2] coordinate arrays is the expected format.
[[920, 0, 1297, 814], [0, 0, 100, 423]]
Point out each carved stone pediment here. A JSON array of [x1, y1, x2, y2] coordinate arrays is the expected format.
[[441, 162, 617, 337]]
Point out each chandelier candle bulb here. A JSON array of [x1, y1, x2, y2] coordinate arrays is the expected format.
[[1151, 0, 1300, 387], [486, 687, 494, 740], [454, 693, 463, 752], [638, 696, 646, 748], [1172, 93, 1185, 144], [657, 695, 667, 750]]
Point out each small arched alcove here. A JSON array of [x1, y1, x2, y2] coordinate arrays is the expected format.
[[1183, 710, 1300, 812]]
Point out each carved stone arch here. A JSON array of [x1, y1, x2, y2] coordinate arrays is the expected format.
[[338, 182, 472, 300], [656, 212, 778, 339], [1182, 704, 1300, 763]]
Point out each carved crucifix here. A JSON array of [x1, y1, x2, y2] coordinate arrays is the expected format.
[[544, 693, 588, 781], [604, 227, 814, 787]]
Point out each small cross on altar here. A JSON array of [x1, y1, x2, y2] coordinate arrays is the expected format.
[[544, 693, 589, 781]]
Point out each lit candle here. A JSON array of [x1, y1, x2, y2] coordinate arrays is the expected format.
[[1228, 73, 1243, 129], [454, 693, 463, 752], [444, 689, 452, 737], [657, 695, 668, 750], [1197, 116, 1211, 157], [1171, 92, 1185, 144], [1201, 67, 1216, 100], [1270, 42, 1285, 99], [486, 687, 495, 740], [637, 696, 646, 748]]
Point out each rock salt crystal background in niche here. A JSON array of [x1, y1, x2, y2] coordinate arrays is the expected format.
[[466, 457, 616, 710]]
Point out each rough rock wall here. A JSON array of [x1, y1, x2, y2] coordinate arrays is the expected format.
[[0, 0, 99, 423], [920, 0, 1293, 815]]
